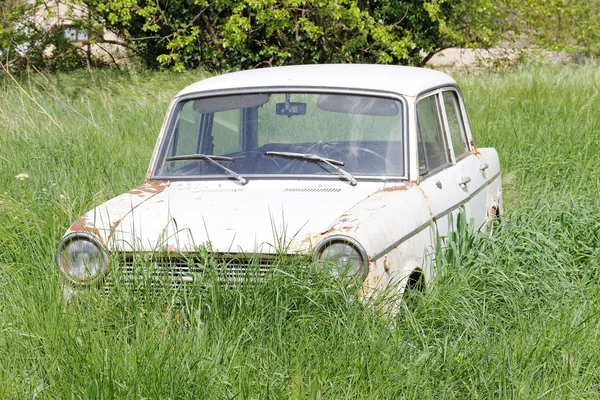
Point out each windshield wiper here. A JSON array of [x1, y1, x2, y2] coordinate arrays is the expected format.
[[264, 151, 357, 186], [165, 154, 247, 185]]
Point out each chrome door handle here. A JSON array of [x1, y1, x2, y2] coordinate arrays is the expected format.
[[479, 163, 489, 171], [458, 176, 471, 186]]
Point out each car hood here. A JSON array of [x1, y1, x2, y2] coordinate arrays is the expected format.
[[69, 180, 387, 254]]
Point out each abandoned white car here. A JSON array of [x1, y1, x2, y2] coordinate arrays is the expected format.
[[56, 64, 502, 297]]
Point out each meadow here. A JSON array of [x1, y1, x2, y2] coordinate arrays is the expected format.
[[0, 65, 599, 398]]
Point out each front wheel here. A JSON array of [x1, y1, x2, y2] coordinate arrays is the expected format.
[[402, 271, 425, 311]]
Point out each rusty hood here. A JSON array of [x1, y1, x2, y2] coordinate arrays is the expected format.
[[68, 180, 387, 254]]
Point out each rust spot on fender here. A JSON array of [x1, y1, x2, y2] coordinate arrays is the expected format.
[[320, 221, 360, 236], [110, 217, 124, 233], [470, 138, 479, 154], [364, 261, 378, 289], [489, 205, 498, 219], [320, 227, 335, 236], [415, 185, 434, 218], [384, 256, 391, 273], [69, 218, 105, 245], [378, 184, 409, 193], [128, 180, 169, 197], [70, 219, 100, 236], [109, 181, 171, 235]]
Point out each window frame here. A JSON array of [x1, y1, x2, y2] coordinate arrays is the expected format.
[[439, 88, 471, 162], [416, 86, 473, 181], [415, 92, 453, 178], [61, 24, 89, 43], [151, 87, 410, 182]]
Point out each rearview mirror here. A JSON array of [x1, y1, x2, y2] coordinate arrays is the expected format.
[[276, 102, 307, 117]]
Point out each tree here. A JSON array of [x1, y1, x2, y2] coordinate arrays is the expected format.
[[3, 0, 599, 72], [86, 0, 513, 71], [1, 0, 35, 69], [514, 0, 600, 57]]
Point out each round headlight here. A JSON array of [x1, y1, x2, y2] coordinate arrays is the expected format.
[[314, 236, 368, 281], [56, 233, 108, 284]]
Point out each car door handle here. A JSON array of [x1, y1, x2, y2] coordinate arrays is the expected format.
[[458, 176, 471, 186], [479, 163, 489, 171]]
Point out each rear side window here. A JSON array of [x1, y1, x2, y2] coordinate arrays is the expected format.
[[442, 91, 469, 159], [416, 95, 451, 175]]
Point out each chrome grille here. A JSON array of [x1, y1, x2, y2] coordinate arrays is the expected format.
[[105, 253, 282, 294]]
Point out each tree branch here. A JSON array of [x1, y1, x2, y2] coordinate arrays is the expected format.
[[94, 42, 121, 69], [420, 48, 446, 66]]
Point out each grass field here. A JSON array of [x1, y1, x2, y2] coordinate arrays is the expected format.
[[0, 66, 599, 398]]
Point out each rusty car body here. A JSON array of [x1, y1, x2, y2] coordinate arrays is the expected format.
[[56, 64, 502, 297]]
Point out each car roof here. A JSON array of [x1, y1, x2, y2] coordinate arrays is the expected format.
[[177, 64, 456, 98]]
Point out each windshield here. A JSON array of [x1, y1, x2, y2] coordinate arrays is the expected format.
[[154, 92, 405, 180]]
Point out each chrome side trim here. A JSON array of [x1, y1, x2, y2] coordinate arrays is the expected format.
[[431, 171, 500, 221], [370, 222, 431, 262], [370, 171, 501, 262]]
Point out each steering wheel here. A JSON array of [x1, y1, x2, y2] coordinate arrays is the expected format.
[[348, 147, 396, 172], [318, 146, 395, 174]]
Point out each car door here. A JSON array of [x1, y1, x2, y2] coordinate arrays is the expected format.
[[439, 89, 489, 230], [416, 92, 471, 240]]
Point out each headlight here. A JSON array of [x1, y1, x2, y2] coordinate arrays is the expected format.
[[56, 233, 109, 285], [314, 236, 368, 281]]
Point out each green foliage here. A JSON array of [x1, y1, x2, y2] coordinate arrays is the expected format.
[[84, 0, 600, 71], [2, 1, 599, 72], [0, 1, 95, 72], [515, 0, 600, 56], [87, 0, 514, 70]]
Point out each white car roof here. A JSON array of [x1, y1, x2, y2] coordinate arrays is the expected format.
[[177, 64, 456, 98]]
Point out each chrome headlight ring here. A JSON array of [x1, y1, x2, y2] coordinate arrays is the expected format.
[[56, 232, 109, 285], [313, 235, 369, 281]]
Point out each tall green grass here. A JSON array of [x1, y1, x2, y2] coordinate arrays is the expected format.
[[0, 66, 599, 398]]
